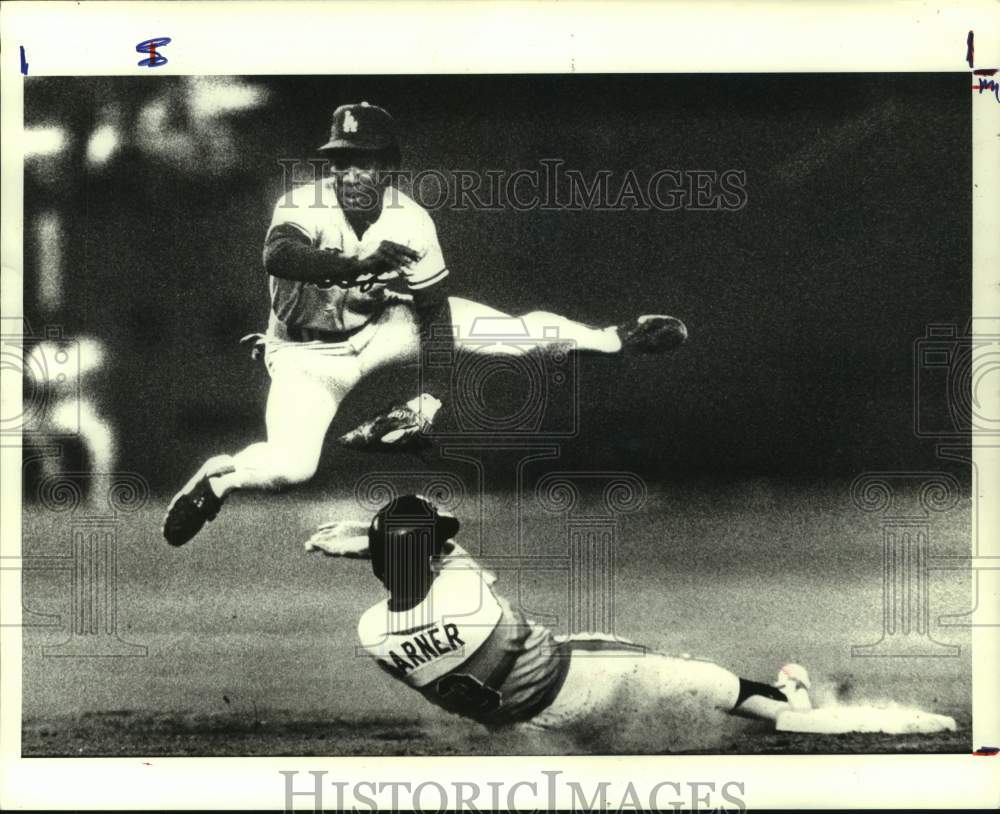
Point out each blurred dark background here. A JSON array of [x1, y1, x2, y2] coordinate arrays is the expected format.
[[22, 74, 971, 491]]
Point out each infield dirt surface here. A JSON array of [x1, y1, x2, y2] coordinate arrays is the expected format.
[[20, 479, 972, 756]]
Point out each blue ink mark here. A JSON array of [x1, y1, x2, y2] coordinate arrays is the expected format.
[[973, 76, 1000, 102], [972, 745, 998, 756], [136, 37, 171, 68], [19, 45, 28, 75], [965, 31, 999, 103]]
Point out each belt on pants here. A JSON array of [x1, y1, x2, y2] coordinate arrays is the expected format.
[[284, 323, 368, 343]]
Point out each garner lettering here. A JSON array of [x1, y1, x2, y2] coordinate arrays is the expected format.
[[378, 623, 466, 676]]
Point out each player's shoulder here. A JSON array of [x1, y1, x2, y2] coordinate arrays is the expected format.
[[270, 180, 336, 209], [382, 187, 436, 225], [439, 542, 497, 586], [357, 600, 390, 646]]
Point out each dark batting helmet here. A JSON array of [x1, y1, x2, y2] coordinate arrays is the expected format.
[[368, 494, 460, 583]]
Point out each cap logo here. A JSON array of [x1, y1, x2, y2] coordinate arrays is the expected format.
[[343, 110, 359, 134]]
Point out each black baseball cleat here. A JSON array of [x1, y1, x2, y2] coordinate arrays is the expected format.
[[162, 457, 234, 547], [617, 314, 688, 354]]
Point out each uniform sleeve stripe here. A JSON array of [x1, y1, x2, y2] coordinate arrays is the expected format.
[[266, 220, 313, 242], [408, 268, 449, 289]]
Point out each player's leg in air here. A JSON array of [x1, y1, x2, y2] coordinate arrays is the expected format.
[[162, 287, 435, 548], [162, 294, 686, 544], [445, 297, 688, 356], [161, 341, 364, 547], [339, 296, 688, 450], [163, 98, 690, 541]]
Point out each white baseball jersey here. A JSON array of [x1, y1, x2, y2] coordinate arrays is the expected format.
[[357, 545, 569, 727], [266, 183, 448, 334]]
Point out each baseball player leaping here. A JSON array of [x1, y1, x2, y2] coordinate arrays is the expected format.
[[305, 494, 813, 751], [162, 103, 687, 547]]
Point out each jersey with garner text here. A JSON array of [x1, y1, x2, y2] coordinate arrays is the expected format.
[[357, 546, 569, 727], [266, 184, 448, 335]]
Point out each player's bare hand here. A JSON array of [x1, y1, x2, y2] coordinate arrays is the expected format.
[[360, 240, 421, 276], [304, 522, 371, 558], [355, 269, 403, 293], [315, 519, 370, 536]]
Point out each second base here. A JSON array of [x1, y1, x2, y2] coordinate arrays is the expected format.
[[776, 706, 957, 735]]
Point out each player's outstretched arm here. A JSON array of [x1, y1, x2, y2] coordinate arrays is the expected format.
[[264, 224, 364, 285], [304, 520, 371, 558], [264, 225, 419, 287]]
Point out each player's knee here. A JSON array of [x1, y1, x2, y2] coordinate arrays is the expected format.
[[262, 450, 319, 488], [521, 311, 566, 334], [661, 658, 740, 709], [520, 311, 579, 346], [274, 460, 318, 487]]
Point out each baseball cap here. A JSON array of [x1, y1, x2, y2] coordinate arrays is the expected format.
[[318, 102, 398, 152]]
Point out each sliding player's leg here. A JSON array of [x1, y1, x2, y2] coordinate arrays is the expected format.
[[523, 647, 810, 751], [633, 655, 807, 723]]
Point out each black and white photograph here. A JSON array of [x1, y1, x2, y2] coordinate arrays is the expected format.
[[1, 2, 998, 811]]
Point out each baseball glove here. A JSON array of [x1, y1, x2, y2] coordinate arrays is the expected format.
[[338, 394, 441, 453]]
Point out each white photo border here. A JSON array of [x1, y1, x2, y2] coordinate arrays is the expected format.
[[1, 1, 998, 810]]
